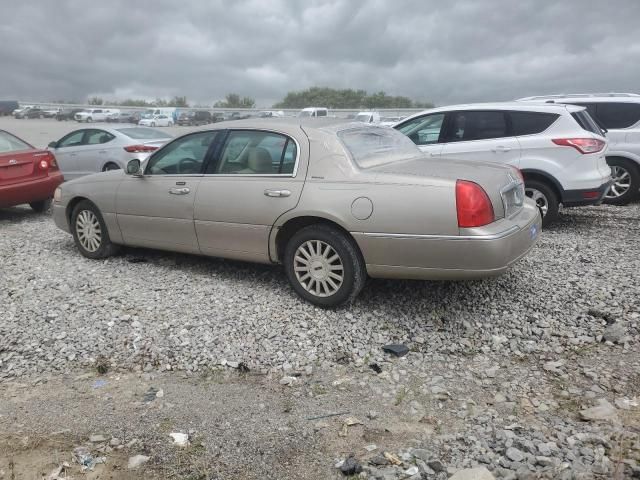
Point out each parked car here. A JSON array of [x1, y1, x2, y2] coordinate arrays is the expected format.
[[258, 110, 285, 118], [52, 120, 541, 307], [223, 111, 251, 121], [15, 107, 44, 119], [354, 111, 381, 124], [395, 103, 612, 226], [0, 129, 63, 212], [177, 110, 212, 126], [47, 126, 172, 179], [75, 109, 110, 123], [0, 101, 19, 116], [212, 112, 225, 123], [138, 114, 173, 127], [298, 107, 328, 117], [107, 111, 142, 124], [11, 105, 33, 117], [379, 116, 404, 126], [56, 108, 85, 121], [42, 108, 61, 118], [518, 93, 640, 205]]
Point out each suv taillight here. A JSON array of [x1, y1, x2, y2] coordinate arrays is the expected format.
[[124, 145, 158, 153], [456, 180, 495, 228], [552, 138, 605, 154]]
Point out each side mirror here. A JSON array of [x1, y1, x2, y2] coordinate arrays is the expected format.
[[126, 159, 142, 176], [48, 141, 58, 149]]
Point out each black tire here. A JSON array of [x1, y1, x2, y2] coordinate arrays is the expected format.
[[70, 200, 120, 259], [284, 224, 366, 308], [525, 180, 559, 227], [102, 162, 121, 172], [86, 117, 92, 123], [29, 199, 52, 213], [604, 157, 640, 206]]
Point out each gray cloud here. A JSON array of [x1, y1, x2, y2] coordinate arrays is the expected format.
[[1, 0, 639, 107]]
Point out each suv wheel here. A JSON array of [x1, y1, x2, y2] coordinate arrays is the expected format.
[[71, 200, 120, 259], [86, 117, 92, 123], [284, 224, 366, 308], [604, 158, 639, 205], [525, 180, 559, 227]]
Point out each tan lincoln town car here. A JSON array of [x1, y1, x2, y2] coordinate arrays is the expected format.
[[53, 119, 542, 307]]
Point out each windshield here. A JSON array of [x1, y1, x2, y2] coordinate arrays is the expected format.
[[337, 126, 423, 169], [0, 131, 32, 153], [117, 127, 172, 140], [355, 114, 372, 123]]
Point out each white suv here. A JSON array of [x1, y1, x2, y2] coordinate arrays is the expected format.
[[75, 109, 111, 123], [519, 93, 640, 205], [394, 102, 612, 225]]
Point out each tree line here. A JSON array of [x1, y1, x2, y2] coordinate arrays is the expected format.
[[78, 88, 432, 109]]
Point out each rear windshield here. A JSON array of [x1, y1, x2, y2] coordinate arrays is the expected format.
[[571, 111, 602, 135], [0, 131, 31, 153], [337, 126, 423, 169], [117, 127, 172, 140]]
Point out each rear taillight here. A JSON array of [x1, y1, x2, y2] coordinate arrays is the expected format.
[[36, 151, 58, 170], [552, 138, 605, 154], [124, 145, 158, 153], [456, 180, 495, 228]]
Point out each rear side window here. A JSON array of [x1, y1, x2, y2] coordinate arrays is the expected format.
[[595, 103, 640, 129], [0, 131, 31, 153], [571, 111, 602, 135], [509, 111, 559, 135], [444, 111, 508, 142]]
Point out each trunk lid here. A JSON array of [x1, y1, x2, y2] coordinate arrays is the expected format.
[[0, 149, 52, 186]]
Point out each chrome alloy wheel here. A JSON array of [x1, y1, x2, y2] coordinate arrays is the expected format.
[[525, 187, 549, 216], [75, 210, 102, 252], [294, 240, 344, 297], [605, 165, 631, 199]]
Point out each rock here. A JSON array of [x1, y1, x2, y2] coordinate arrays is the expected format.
[[169, 432, 189, 446], [127, 454, 150, 469], [580, 398, 619, 422], [369, 454, 390, 466], [427, 459, 445, 472], [449, 467, 496, 480], [364, 444, 378, 452], [339, 455, 363, 475], [89, 434, 107, 443], [109, 437, 121, 447], [382, 344, 409, 357], [506, 447, 525, 462], [543, 360, 565, 372], [410, 448, 430, 462], [404, 466, 419, 476], [279, 376, 297, 386], [615, 397, 638, 410], [603, 323, 627, 343]]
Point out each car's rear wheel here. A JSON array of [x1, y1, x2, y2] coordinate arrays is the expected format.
[[604, 157, 639, 205], [29, 199, 51, 213], [71, 200, 119, 259], [525, 180, 559, 227], [284, 224, 366, 308], [102, 162, 120, 172], [86, 117, 92, 123]]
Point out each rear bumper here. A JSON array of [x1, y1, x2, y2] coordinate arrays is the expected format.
[[0, 172, 64, 208], [562, 180, 612, 207], [353, 201, 542, 280]]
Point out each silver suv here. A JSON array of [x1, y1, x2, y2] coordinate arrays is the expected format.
[[519, 93, 640, 204]]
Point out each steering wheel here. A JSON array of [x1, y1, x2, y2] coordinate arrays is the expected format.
[[178, 157, 199, 174]]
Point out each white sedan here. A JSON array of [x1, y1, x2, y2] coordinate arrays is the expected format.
[[139, 114, 173, 127]]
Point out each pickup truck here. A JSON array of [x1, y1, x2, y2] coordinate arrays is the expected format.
[[75, 109, 119, 123]]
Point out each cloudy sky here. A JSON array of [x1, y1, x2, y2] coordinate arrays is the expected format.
[[1, 0, 639, 107]]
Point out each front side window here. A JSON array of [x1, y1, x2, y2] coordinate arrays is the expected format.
[[146, 131, 218, 175], [0, 131, 31, 153], [210, 130, 297, 175], [595, 102, 640, 129], [395, 113, 445, 145], [444, 111, 508, 142], [58, 130, 86, 148]]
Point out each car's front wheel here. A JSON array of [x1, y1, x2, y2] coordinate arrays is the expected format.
[[284, 224, 366, 308], [86, 117, 92, 123], [604, 157, 639, 205], [71, 200, 119, 259], [102, 162, 120, 172], [525, 180, 559, 227]]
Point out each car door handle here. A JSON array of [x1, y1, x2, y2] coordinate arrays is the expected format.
[[169, 187, 190, 195], [264, 189, 291, 197], [491, 146, 511, 153]]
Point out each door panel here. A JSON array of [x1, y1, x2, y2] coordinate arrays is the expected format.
[[194, 129, 309, 262]]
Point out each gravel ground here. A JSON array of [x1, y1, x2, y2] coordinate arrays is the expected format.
[[1, 163, 639, 478]]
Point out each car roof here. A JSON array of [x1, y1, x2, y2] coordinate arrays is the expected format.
[[518, 93, 640, 104]]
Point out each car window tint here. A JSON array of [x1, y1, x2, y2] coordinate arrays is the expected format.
[[0, 131, 31, 153], [446, 111, 508, 142], [395, 113, 445, 145], [595, 102, 640, 129], [211, 130, 296, 175], [146, 131, 218, 175], [85, 130, 115, 145], [571, 111, 601, 135], [58, 130, 85, 147], [509, 111, 559, 135]]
